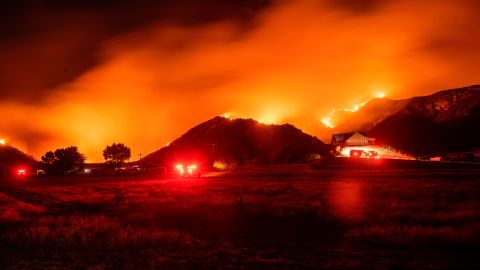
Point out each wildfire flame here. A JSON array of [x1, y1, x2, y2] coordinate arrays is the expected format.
[[221, 112, 277, 125], [0, 138, 5, 145], [321, 93, 386, 128], [221, 113, 233, 120]]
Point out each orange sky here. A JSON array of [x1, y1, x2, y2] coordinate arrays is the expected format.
[[1, 0, 479, 162]]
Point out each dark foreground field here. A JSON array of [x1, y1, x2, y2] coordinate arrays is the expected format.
[[1, 168, 479, 269]]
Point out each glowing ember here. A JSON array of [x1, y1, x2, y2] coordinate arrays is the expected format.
[[321, 117, 334, 128], [221, 113, 233, 120], [256, 117, 277, 125], [345, 104, 360, 112]]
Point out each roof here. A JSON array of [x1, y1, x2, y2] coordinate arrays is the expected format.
[[331, 131, 369, 143], [331, 132, 355, 143]]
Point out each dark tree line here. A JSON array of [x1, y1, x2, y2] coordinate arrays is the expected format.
[[41, 146, 86, 175], [103, 143, 131, 167], [40, 143, 132, 175]]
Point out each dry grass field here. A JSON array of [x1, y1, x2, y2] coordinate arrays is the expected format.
[[0, 168, 479, 269]]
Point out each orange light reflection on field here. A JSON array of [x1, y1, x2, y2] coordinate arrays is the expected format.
[[329, 181, 366, 221]]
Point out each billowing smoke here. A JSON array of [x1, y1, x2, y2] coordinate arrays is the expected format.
[[1, 0, 479, 161]]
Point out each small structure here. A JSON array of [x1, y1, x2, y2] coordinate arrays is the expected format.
[[442, 149, 480, 163], [331, 132, 375, 147], [331, 132, 380, 158]]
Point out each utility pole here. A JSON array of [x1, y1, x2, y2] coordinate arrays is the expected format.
[[138, 153, 142, 161], [211, 143, 217, 153], [211, 143, 217, 159]]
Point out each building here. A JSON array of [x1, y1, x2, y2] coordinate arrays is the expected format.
[[330, 132, 415, 160], [330, 132, 378, 158], [442, 149, 480, 163], [331, 132, 376, 147]]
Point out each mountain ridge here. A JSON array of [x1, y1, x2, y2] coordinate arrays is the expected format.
[[142, 116, 329, 167]]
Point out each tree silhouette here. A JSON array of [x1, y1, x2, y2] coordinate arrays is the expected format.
[[41, 151, 56, 167], [41, 146, 86, 174], [103, 143, 131, 167]]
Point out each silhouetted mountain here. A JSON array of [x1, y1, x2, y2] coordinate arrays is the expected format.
[[0, 145, 37, 175], [332, 85, 480, 156], [142, 116, 329, 167]]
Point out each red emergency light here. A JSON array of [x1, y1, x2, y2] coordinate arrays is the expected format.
[[174, 163, 200, 177], [16, 168, 27, 176]]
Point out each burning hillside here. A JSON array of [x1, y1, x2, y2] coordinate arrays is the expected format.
[[325, 85, 480, 155]]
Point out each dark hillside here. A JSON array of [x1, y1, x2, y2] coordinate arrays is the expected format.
[[142, 116, 329, 167]]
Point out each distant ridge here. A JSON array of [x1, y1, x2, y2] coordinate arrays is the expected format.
[[142, 116, 329, 167]]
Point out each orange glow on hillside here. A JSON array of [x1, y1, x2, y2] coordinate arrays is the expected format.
[[321, 93, 387, 128]]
